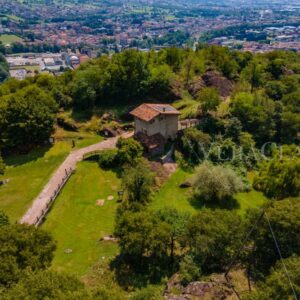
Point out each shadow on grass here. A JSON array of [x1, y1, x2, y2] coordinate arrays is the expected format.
[[3, 144, 52, 167], [189, 195, 240, 211], [71, 109, 94, 122], [110, 254, 176, 289], [83, 156, 123, 178]]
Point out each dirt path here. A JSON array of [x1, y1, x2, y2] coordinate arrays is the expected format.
[[20, 132, 132, 226]]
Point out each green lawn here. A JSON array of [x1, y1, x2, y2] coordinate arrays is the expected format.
[[0, 34, 23, 45], [151, 168, 196, 214], [151, 168, 267, 215], [0, 131, 103, 222], [0, 142, 70, 222], [42, 161, 121, 276]]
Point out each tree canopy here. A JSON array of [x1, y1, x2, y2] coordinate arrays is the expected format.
[[0, 85, 57, 149]]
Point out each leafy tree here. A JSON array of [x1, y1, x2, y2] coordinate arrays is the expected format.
[[184, 209, 244, 273], [0, 224, 56, 287], [0, 210, 9, 227], [108, 50, 150, 102], [156, 207, 190, 262], [114, 210, 169, 260], [71, 66, 101, 110], [253, 146, 300, 199], [231, 92, 276, 145], [267, 58, 284, 80], [242, 60, 265, 92], [192, 161, 245, 203], [224, 117, 243, 143], [116, 138, 143, 166], [181, 52, 204, 88], [163, 47, 183, 71], [0, 85, 57, 149], [265, 80, 286, 101], [148, 64, 174, 99], [197, 87, 221, 114], [246, 256, 300, 300], [0, 65, 9, 83], [122, 159, 155, 206], [0, 54, 9, 83], [281, 111, 300, 144], [202, 45, 238, 79], [98, 149, 118, 169], [247, 198, 300, 275], [179, 128, 211, 165], [2, 270, 91, 300], [282, 89, 300, 113], [179, 254, 201, 285]]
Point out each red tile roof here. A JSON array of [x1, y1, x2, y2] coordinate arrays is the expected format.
[[130, 103, 180, 122]]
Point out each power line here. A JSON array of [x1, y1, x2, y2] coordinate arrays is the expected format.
[[184, 135, 298, 299], [265, 212, 298, 300], [225, 205, 267, 278]]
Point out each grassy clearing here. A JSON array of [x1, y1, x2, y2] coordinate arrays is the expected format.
[[43, 161, 121, 276], [0, 142, 70, 222], [0, 129, 102, 222], [151, 168, 267, 215], [0, 34, 23, 45], [54, 127, 103, 148], [151, 169, 196, 213]]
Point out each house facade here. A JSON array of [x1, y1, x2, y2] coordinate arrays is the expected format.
[[130, 103, 180, 139]]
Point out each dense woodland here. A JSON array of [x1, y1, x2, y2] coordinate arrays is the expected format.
[[0, 45, 300, 299]]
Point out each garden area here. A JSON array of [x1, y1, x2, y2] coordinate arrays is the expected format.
[[152, 169, 267, 215]]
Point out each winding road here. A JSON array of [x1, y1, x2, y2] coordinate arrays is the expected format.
[[20, 132, 133, 226]]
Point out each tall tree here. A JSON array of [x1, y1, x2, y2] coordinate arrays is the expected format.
[[247, 198, 300, 275], [184, 209, 244, 273], [122, 159, 155, 206], [156, 208, 190, 262], [197, 87, 221, 115], [253, 146, 300, 199], [246, 256, 300, 300], [0, 224, 56, 287], [0, 86, 57, 149]]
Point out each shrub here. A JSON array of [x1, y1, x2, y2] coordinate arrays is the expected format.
[[179, 254, 200, 285], [116, 137, 143, 166], [98, 149, 118, 169], [0, 210, 9, 227], [192, 161, 245, 203]]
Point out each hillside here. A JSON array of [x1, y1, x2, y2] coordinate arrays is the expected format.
[[0, 46, 300, 299]]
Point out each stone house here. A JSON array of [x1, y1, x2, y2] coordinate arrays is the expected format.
[[130, 103, 180, 154]]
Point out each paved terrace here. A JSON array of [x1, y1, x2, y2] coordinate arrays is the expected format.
[[20, 132, 133, 226]]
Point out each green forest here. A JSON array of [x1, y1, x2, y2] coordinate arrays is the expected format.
[[0, 45, 300, 299]]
